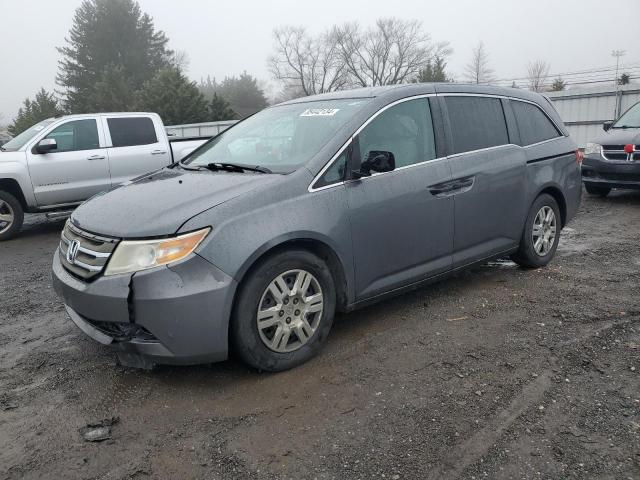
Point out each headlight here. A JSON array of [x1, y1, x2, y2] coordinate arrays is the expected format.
[[104, 228, 210, 276], [584, 143, 602, 156]]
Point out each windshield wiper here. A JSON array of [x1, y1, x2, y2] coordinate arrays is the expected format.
[[611, 125, 640, 129], [204, 163, 272, 174]]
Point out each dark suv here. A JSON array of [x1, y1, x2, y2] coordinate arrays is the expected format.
[[52, 84, 582, 371], [582, 100, 640, 196]]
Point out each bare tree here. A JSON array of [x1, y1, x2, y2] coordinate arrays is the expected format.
[[527, 60, 550, 92], [269, 19, 449, 95], [170, 50, 191, 71], [335, 19, 449, 87], [464, 41, 495, 84], [268, 26, 349, 96]]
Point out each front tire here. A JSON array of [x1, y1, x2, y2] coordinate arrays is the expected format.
[[584, 184, 611, 197], [512, 194, 561, 269], [231, 249, 336, 372], [0, 191, 24, 241]]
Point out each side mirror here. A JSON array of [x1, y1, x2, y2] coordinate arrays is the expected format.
[[352, 151, 396, 178], [603, 121, 613, 132], [35, 138, 57, 154]]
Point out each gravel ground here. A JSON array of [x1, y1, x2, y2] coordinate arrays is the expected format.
[[0, 190, 639, 480]]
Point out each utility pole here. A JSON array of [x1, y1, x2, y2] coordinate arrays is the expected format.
[[612, 49, 626, 118]]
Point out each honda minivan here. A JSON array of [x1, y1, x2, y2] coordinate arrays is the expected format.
[[52, 84, 582, 371]]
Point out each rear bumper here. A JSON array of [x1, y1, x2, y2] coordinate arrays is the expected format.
[[52, 249, 238, 367], [582, 156, 640, 189]]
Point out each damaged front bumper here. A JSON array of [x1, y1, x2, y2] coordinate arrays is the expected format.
[[52, 249, 237, 368]]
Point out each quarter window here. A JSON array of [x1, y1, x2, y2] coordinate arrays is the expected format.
[[358, 98, 436, 169], [511, 100, 561, 146], [444, 96, 509, 154], [43, 119, 100, 153], [107, 117, 158, 147]]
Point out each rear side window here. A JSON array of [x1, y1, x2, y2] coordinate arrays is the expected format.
[[511, 100, 561, 146], [107, 117, 158, 147], [445, 96, 509, 154]]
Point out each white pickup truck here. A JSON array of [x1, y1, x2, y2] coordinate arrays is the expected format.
[[0, 112, 209, 240]]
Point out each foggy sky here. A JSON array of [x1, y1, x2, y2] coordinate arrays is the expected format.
[[1, 0, 639, 123]]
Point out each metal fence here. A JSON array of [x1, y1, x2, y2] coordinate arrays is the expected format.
[[546, 84, 640, 148], [165, 120, 238, 138]]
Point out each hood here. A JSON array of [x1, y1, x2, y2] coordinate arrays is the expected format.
[[71, 167, 277, 238], [592, 127, 640, 146], [0, 151, 25, 161]]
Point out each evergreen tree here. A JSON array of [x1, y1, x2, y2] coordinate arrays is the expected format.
[[619, 73, 630, 85], [137, 67, 209, 125], [8, 89, 62, 136], [93, 64, 137, 111], [413, 56, 449, 83], [57, 0, 172, 113], [209, 93, 237, 121], [550, 77, 566, 92], [216, 72, 268, 118]]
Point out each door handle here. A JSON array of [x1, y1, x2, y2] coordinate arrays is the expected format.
[[151, 150, 167, 155], [87, 155, 106, 161]]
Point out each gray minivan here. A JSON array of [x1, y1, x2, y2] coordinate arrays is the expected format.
[[52, 84, 582, 371]]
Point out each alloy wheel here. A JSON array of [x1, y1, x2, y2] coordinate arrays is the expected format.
[[532, 206, 556, 256], [256, 269, 324, 353], [0, 200, 14, 235]]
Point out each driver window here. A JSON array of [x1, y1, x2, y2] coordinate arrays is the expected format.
[[43, 119, 100, 153], [358, 99, 435, 169]]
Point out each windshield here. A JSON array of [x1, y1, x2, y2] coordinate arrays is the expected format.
[[1, 119, 56, 152], [613, 102, 640, 128], [184, 99, 370, 173]]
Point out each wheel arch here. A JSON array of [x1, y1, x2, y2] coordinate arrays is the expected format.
[[0, 178, 28, 210], [234, 234, 352, 313], [536, 184, 567, 227]]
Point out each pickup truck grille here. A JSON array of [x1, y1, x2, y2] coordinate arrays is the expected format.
[[59, 222, 118, 280], [602, 145, 640, 162]]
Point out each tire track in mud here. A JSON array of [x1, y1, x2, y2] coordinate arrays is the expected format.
[[429, 319, 624, 479]]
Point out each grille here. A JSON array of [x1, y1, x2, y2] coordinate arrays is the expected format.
[[602, 145, 639, 162], [59, 222, 118, 280]]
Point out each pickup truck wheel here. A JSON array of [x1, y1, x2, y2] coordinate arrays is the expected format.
[[584, 184, 611, 197], [511, 193, 561, 269], [231, 249, 336, 372], [0, 191, 23, 241]]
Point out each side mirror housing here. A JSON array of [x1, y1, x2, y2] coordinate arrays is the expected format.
[[352, 151, 396, 179], [35, 138, 57, 154], [603, 121, 613, 132]]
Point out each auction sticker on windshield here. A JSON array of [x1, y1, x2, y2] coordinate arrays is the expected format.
[[300, 108, 340, 117]]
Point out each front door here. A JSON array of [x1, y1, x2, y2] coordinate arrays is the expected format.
[[26, 118, 111, 206], [346, 97, 454, 300]]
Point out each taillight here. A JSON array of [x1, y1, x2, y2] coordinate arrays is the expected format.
[[575, 150, 583, 164]]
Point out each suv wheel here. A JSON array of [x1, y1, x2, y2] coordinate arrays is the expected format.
[[0, 191, 24, 241], [585, 184, 611, 197], [512, 193, 561, 269], [231, 249, 336, 371]]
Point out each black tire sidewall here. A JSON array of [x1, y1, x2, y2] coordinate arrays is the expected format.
[[231, 249, 336, 372], [0, 191, 24, 241], [513, 194, 561, 268]]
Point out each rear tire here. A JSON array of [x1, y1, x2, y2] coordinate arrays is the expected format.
[[585, 184, 611, 197], [0, 191, 24, 241], [231, 249, 336, 372], [512, 194, 561, 269]]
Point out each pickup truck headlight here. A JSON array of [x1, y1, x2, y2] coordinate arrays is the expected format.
[[584, 143, 602, 156], [104, 228, 210, 276]]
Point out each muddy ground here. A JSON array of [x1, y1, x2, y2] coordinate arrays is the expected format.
[[1, 191, 639, 480]]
